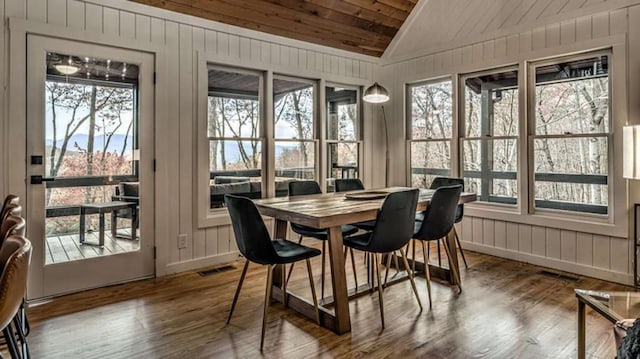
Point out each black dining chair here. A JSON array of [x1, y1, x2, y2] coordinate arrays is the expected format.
[[413, 185, 463, 308], [287, 181, 359, 297], [224, 194, 321, 351], [416, 177, 468, 269], [334, 179, 376, 232], [343, 189, 422, 329]]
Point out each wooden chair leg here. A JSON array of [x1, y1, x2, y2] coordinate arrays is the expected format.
[[260, 265, 274, 352], [305, 259, 320, 325], [400, 248, 422, 311], [442, 238, 462, 293], [285, 236, 304, 286], [436, 239, 442, 267], [421, 241, 433, 309], [227, 260, 250, 324], [383, 252, 392, 287], [349, 248, 358, 290], [373, 253, 385, 329], [412, 240, 416, 273], [454, 228, 469, 269]]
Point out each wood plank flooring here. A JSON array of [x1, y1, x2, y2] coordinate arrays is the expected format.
[[45, 229, 140, 264], [22, 245, 631, 358]]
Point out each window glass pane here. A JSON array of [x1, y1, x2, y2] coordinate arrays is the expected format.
[[462, 139, 518, 203], [327, 143, 359, 188], [533, 137, 608, 213], [275, 141, 315, 196], [45, 81, 136, 178], [535, 56, 609, 135], [409, 80, 452, 139], [410, 141, 450, 188], [274, 78, 314, 139], [209, 140, 262, 208], [207, 70, 260, 138], [464, 69, 518, 137], [327, 86, 358, 141]]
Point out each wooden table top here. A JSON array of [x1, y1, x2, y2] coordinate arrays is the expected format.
[[254, 187, 477, 229]]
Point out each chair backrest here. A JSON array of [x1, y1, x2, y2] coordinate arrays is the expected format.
[[225, 195, 279, 265], [118, 182, 139, 197], [365, 189, 419, 253], [288, 181, 321, 196], [0, 235, 32, 330], [429, 176, 464, 223], [414, 185, 463, 241], [0, 215, 25, 244], [0, 195, 19, 221], [334, 179, 365, 192]]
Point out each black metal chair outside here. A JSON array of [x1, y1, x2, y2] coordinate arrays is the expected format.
[[343, 189, 422, 329], [287, 181, 359, 297], [224, 194, 321, 352], [413, 185, 463, 308]]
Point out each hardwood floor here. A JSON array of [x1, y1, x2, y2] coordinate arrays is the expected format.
[[21, 245, 630, 358]]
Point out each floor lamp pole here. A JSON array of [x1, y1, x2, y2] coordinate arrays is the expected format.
[[381, 105, 389, 187]]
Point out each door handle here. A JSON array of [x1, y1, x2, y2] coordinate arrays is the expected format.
[[30, 175, 55, 185]]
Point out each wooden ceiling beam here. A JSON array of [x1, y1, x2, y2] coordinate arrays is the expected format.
[[263, 0, 399, 38], [132, 0, 385, 56]]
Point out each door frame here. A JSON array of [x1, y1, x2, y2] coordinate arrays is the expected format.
[[8, 18, 169, 299]]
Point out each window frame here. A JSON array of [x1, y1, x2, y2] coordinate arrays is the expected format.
[[527, 49, 613, 217], [325, 83, 363, 190], [459, 65, 520, 207], [405, 77, 454, 188]]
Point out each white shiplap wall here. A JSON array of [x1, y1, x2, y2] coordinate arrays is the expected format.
[[0, 0, 379, 275], [382, 6, 639, 284]]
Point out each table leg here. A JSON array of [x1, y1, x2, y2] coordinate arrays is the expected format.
[[98, 212, 105, 247], [111, 210, 117, 238], [445, 228, 461, 287], [79, 206, 86, 244], [130, 205, 137, 241], [327, 225, 351, 334], [272, 219, 288, 289], [578, 299, 586, 359]]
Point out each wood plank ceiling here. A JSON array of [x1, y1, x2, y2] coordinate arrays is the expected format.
[[129, 0, 418, 57]]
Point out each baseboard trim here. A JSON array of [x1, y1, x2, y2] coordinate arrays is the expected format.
[[461, 241, 633, 286], [165, 252, 241, 275]]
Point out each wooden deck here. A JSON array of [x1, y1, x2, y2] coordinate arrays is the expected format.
[[45, 229, 140, 265]]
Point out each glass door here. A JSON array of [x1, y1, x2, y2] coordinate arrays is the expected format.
[[26, 35, 155, 298]]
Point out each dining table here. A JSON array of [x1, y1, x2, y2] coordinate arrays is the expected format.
[[253, 186, 477, 334]]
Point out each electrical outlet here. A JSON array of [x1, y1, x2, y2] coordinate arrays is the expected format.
[[178, 234, 188, 249]]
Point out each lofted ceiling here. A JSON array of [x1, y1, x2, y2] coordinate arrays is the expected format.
[[129, 0, 418, 57]]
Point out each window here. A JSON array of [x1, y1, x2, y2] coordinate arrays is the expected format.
[[461, 68, 519, 204], [326, 85, 360, 191], [207, 68, 262, 208], [274, 76, 316, 196], [44, 52, 138, 238], [531, 53, 610, 214], [407, 79, 453, 188]]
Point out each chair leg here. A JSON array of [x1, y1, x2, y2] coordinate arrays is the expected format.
[[260, 265, 274, 352], [454, 228, 469, 269], [442, 238, 462, 293], [421, 241, 433, 309], [400, 248, 422, 311], [349, 248, 358, 290], [3, 323, 20, 359], [13, 315, 29, 359], [321, 241, 326, 299], [285, 236, 304, 286], [436, 239, 442, 267], [412, 240, 416, 273], [226, 260, 250, 324], [383, 252, 392, 287], [305, 259, 320, 325], [373, 253, 385, 329]]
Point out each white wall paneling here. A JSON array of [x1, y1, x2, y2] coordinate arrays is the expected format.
[[1, 0, 377, 276]]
